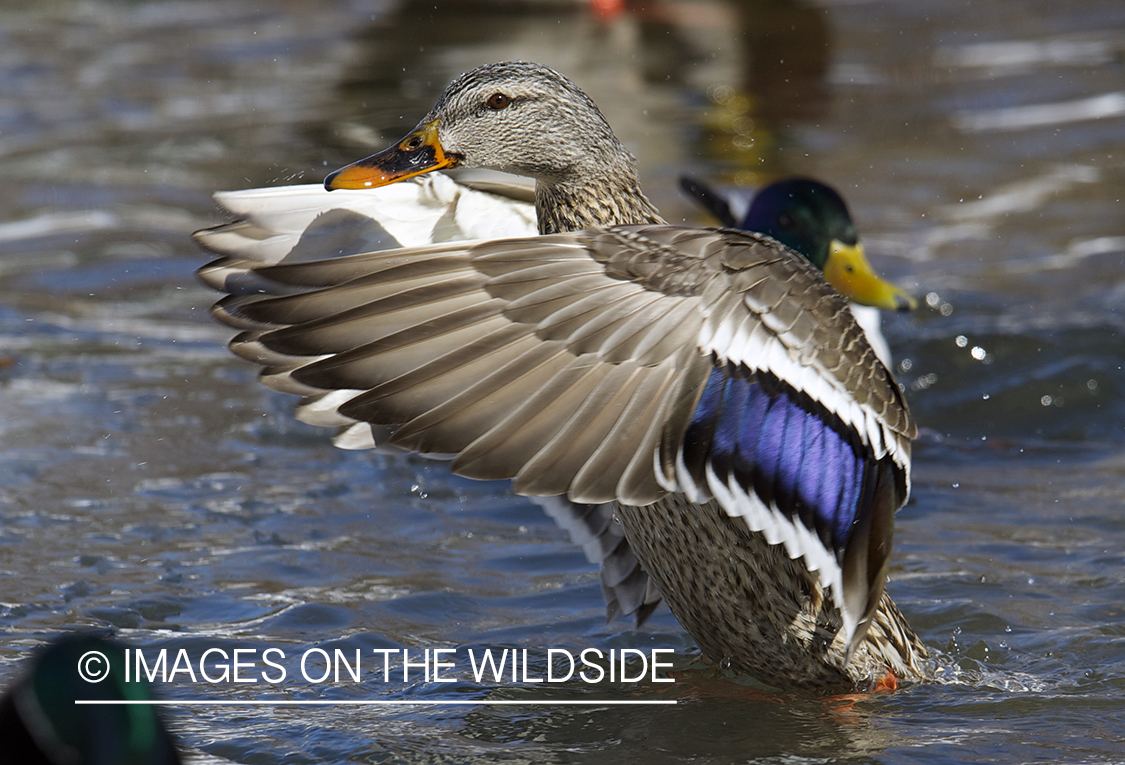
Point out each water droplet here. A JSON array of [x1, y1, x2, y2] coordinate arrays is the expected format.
[[982, 393, 990, 400], [1041, 395, 1053, 406], [955, 335, 968, 348], [971, 346, 987, 360]]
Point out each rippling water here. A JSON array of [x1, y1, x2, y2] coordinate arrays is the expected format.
[[2, 1, 1124, 762]]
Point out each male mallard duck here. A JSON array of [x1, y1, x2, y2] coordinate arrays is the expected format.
[[681, 176, 917, 367], [198, 61, 930, 689], [0, 635, 181, 765]]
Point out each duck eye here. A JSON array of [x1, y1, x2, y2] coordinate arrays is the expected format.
[[486, 92, 511, 110]]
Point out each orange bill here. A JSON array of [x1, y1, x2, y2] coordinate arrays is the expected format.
[[324, 121, 457, 191]]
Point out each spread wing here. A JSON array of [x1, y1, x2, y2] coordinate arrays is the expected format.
[[194, 172, 536, 273], [199, 223, 914, 647]]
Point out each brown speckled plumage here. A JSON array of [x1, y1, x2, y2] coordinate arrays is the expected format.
[[618, 495, 928, 687], [536, 175, 663, 235]]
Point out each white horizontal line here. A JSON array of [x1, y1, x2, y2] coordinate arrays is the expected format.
[[75, 699, 677, 706]]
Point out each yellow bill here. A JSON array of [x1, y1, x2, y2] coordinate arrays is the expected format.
[[822, 240, 917, 311]]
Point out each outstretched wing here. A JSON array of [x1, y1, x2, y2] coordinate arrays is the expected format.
[[199, 223, 914, 648], [194, 172, 536, 275]]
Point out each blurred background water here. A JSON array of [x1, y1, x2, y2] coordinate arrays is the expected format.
[[1, 0, 1124, 762]]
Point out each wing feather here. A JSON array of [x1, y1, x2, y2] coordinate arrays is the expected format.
[[201, 220, 915, 648]]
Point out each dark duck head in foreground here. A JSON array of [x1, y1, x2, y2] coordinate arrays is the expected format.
[[0, 635, 181, 765], [199, 61, 931, 690]]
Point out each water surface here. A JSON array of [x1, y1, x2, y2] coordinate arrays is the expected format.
[[1, 1, 1124, 762]]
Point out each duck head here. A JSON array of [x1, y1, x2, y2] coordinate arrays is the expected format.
[[743, 179, 918, 311], [325, 61, 632, 192]]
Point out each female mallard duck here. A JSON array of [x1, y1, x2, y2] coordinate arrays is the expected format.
[[199, 61, 930, 689], [681, 176, 917, 367]]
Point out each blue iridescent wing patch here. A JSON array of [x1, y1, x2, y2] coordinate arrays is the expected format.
[[682, 365, 876, 561]]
